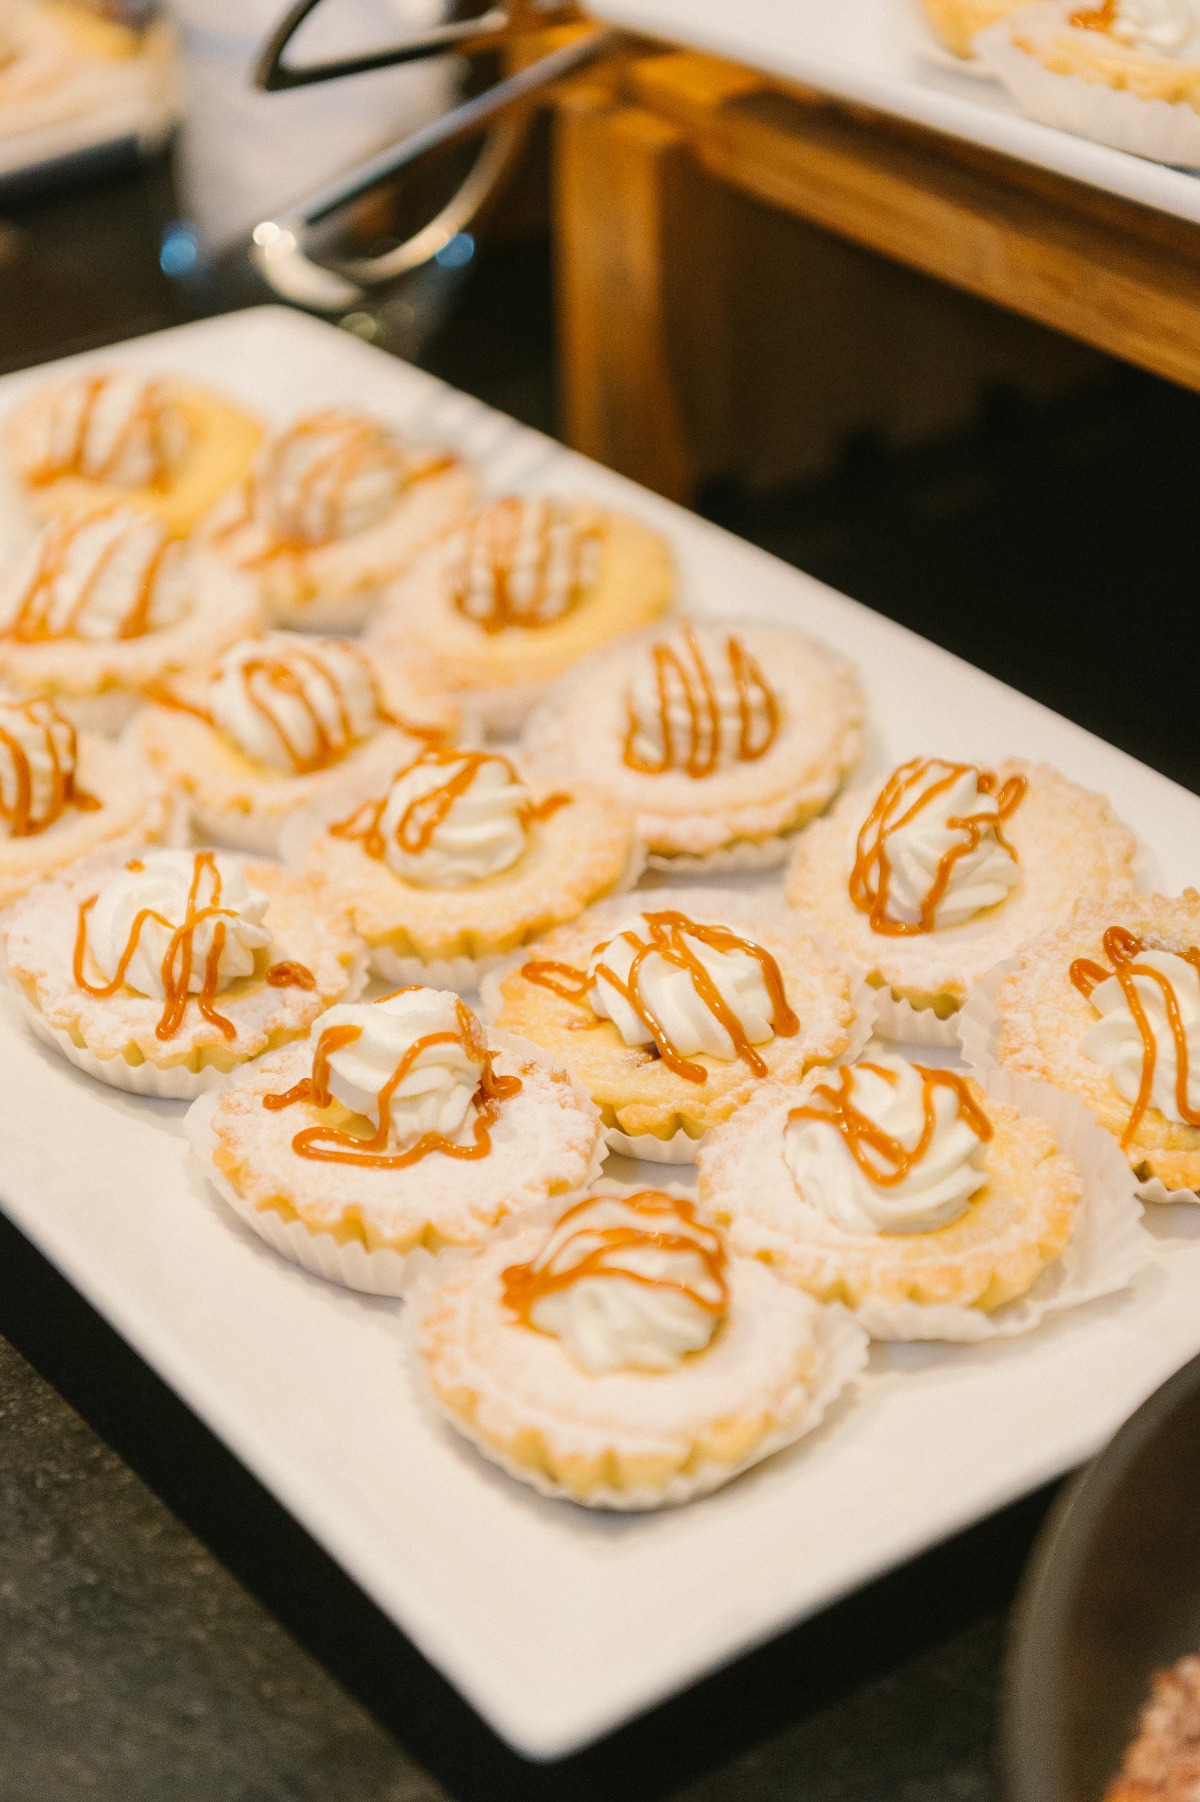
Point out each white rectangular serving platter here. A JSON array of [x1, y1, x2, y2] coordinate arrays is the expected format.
[[4, 305, 1200, 1761], [589, 0, 1200, 227]]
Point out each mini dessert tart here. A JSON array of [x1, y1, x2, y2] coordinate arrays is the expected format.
[[202, 407, 475, 632], [411, 1183, 868, 1508], [919, 0, 1031, 57], [186, 987, 605, 1295], [698, 1053, 1091, 1337], [1, 846, 363, 1099], [0, 694, 172, 907], [135, 631, 460, 856], [295, 742, 637, 985], [0, 506, 263, 735], [975, 0, 1200, 164], [785, 756, 1137, 1034], [985, 892, 1200, 1194], [519, 617, 864, 867], [4, 365, 262, 536], [366, 496, 674, 735], [484, 888, 869, 1160], [0, 3, 173, 147]]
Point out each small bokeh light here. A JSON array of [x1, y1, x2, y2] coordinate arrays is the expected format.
[[159, 222, 200, 279], [434, 232, 475, 270]]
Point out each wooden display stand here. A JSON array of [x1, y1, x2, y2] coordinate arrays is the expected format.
[[549, 45, 1200, 502]]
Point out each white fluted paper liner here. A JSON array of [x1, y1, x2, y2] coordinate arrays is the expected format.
[[22, 1000, 228, 1099], [957, 957, 1200, 1207], [404, 1183, 870, 1510], [849, 1066, 1147, 1340], [869, 985, 963, 1048], [185, 1030, 608, 1296], [975, 8, 1200, 166], [479, 896, 879, 1164]]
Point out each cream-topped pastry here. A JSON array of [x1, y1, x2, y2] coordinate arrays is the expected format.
[[366, 496, 674, 734], [0, 3, 173, 146], [203, 407, 475, 632], [786, 756, 1137, 1023], [699, 1057, 1084, 1324], [974, 0, 1200, 161], [520, 618, 864, 865], [298, 742, 636, 978], [187, 990, 604, 1292], [990, 893, 1200, 1191], [0, 507, 261, 735], [413, 1182, 868, 1506], [135, 631, 458, 856], [0, 695, 172, 906], [5, 366, 262, 536], [1, 845, 363, 1096], [919, 0, 1031, 57], [487, 888, 867, 1156]]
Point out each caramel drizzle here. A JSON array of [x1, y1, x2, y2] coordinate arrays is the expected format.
[[849, 756, 1026, 937], [145, 660, 446, 756], [233, 643, 378, 775], [522, 908, 798, 1084], [266, 960, 316, 990], [0, 700, 97, 836], [330, 745, 569, 863], [450, 499, 603, 634], [29, 375, 172, 488], [261, 991, 522, 1168], [72, 851, 248, 1042], [1069, 0, 1115, 28], [1070, 925, 1200, 1148], [622, 624, 779, 778], [210, 411, 454, 557], [501, 1190, 729, 1330], [790, 1062, 992, 1186], [4, 509, 171, 643]]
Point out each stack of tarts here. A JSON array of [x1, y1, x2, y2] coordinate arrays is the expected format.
[[0, 349, 1168, 1518]]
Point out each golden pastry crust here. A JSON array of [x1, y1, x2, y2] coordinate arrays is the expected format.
[[415, 1213, 837, 1505], [205, 460, 476, 633], [994, 892, 1200, 1189], [205, 1037, 602, 1256], [0, 730, 171, 908], [368, 505, 674, 713], [487, 889, 862, 1147], [520, 620, 864, 860], [300, 780, 636, 965], [920, 0, 1029, 56], [135, 661, 460, 857], [1008, 3, 1200, 107], [4, 379, 263, 537], [1, 851, 362, 1077], [785, 759, 1138, 1015], [698, 1075, 1081, 1311], [0, 550, 261, 731]]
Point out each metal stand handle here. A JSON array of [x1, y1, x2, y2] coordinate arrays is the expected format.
[[249, 1, 618, 310]]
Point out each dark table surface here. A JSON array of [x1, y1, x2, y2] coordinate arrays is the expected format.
[[2, 138, 1198, 1802]]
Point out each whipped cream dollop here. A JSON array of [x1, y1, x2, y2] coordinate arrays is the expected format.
[[622, 622, 779, 777], [784, 1055, 990, 1235], [1106, 0, 1200, 56], [853, 758, 1022, 933], [20, 372, 188, 488], [1081, 947, 1200, 1122], [0, 697, 78, 838], [208, 633, 382, 775], [84, 850, 271, 999], [315, 987, 486, 1148], [503, 1191, 728, 1374], [588, 915, 777, 1060], [374, 749, 530, 887], [257, 410, 408, 546], [453, 498, 603, 632], [0, 509, 190, 642]]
